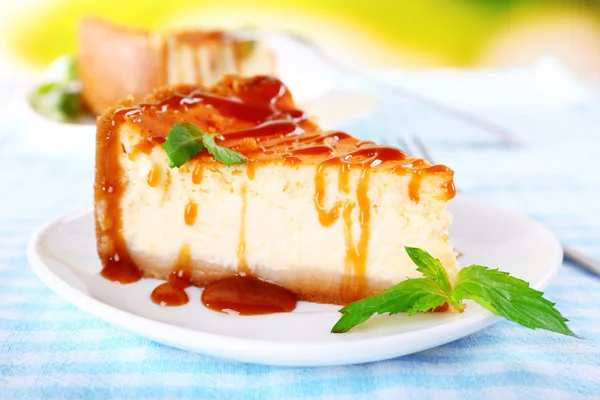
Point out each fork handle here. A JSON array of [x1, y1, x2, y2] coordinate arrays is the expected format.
[[564, 246, 600, 277]]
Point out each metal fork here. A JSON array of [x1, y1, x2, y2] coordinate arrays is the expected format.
[[383, 134, 600, 276]]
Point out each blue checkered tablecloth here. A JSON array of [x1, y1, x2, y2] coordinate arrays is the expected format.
[[1, 66, 599, 399]]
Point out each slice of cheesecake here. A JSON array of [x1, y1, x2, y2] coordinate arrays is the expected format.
[[95, 75, 458, 305], [78, 18, 274, 115]]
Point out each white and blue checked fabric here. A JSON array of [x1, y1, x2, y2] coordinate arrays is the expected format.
[[1, 67, 600, 399]]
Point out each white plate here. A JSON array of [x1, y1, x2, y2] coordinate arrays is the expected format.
[[27, 195, 562, 366], [19, 86, 96, 155]]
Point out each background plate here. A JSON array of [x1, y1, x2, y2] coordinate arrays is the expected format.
[[27, 195, 562, 366]]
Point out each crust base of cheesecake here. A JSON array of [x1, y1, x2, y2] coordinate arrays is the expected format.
[[134, 253, 391, 305]]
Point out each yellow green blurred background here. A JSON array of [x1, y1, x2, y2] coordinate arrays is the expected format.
[[1, 0, 600, 78]]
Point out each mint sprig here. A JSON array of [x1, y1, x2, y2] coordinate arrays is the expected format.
[[161, 122, 247, 168], [332, 247, 576, 337], [29, 55, 82, 121]]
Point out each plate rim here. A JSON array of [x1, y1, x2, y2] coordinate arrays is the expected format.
[[27, 195, 563, 366]]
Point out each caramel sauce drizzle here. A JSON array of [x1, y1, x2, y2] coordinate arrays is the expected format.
[[128, 137, 164, 161], [151, 243, 192, 306], [246, 162, 255, 180], [191, 163, 204, 184], [408, 171, 423, 203], [443, 179, 457, 200], [97, 75, 456, 308], [146, 165, 161, 187], [150, 243, 298, 314], [353, 169, 371, 300], [97, 110, 142, 284], [184, 200, 198, 226], [314, 164, 342, 227], [173, 31, 233, 45], [202, 275, 297, 315], [337, 169, 371, 303], [338, 163, 351, 194]]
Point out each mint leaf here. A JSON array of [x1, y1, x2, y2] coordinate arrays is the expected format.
[[331, 278, 449, 333], [57, 91, 82, 119], [404, 247, 462, 311], [161, 123, 205, 168], [202, 133, 247, 167], [30, 82, 82, 122], [453, 266, 577, 337], [162, 123, 247, 168], [332, 247, 576, 337], [35, 82, 58, 95], [30, 55, 82, 122]]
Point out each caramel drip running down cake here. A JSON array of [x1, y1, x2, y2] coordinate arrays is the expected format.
[[78, 17, 275, 115], [94, 75, 458, 308]]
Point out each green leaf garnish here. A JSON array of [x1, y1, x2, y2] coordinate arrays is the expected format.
[[29, 55, 82, 122], [161, 123, 205, 168], [161, 122, 247, 168], [56, 91, 82, 119], [201, 133, 248, 167], [35, 82, 58, 95], [332, 247, 576, 337], [331, 278, 448, 333], [453, 266, 577, 337], [405, 247, 462, 311]]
